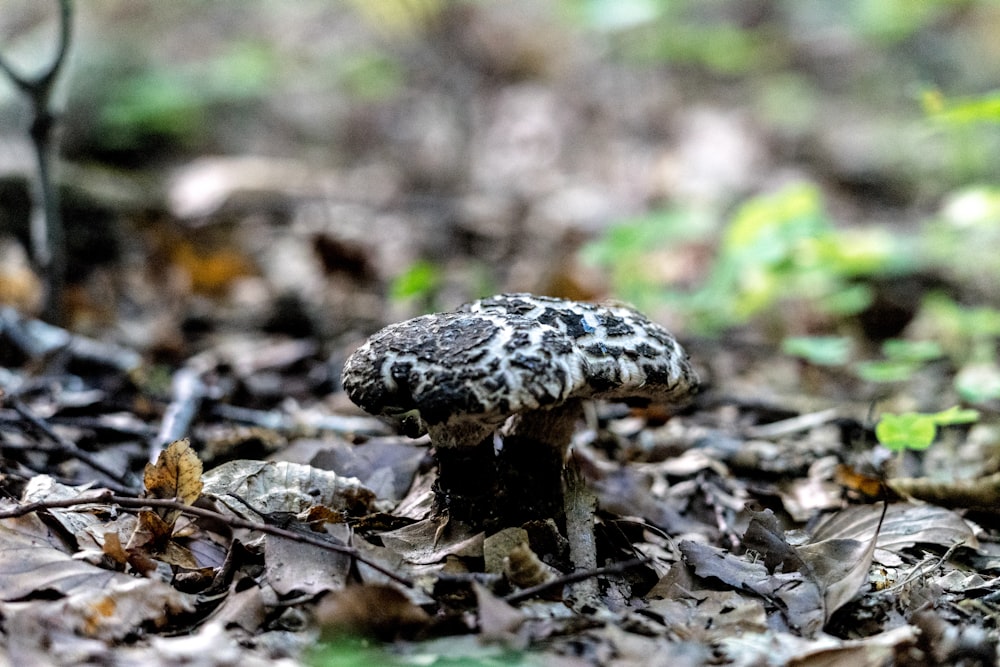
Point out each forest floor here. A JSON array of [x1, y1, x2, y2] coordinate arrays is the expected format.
[[3, 3, 1000, 666]]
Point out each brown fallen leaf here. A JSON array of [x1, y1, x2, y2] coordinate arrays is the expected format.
[[143, 438, 204, 527], [680, 537, 826, 636], [888, 471, 1000, 513], [796, 502, 886, 624], [809, 502, 978, 554], [315, 583, 430, 641]]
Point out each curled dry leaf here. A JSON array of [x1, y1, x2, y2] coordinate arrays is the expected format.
[[680, 537, 826, 637], [504, 542, 557, 590], [809, 502, 978, 554], [201, 460, 375, 517], [143, 438, 204, 526]]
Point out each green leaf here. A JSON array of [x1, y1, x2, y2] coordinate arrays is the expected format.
[[930, 406, 980, 426], [854, 359, 920, 383], [875, 412, 938, 452], [389, 260, 441, 301], [955, 361, 1000, 404], [875, 406, 978, 453], [881, 339, 944, 363], [782, 336, 852, 366], [925, 88, 1000, 126]]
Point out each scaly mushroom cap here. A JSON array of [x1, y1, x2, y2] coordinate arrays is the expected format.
[[341, 293, 698, 446]]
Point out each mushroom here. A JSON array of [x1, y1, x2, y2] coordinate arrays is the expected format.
[[341, 293, 699, 528]]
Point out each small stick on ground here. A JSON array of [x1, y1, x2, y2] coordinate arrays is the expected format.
[[563, 453, 600, 611], [151, 365, 206, 462], [0, 491, 415, 589], [7, 394, 138, 493]]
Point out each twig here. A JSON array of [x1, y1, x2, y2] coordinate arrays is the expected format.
[[0, 491, 415, 589], [7, 394, 139, 493], [563, 455, 599, 609], [884, 540, 964, 594], [0, 307, 142, 372], [151, 366, 206, 462], [209, 402, 393, 437], [0, 0, 74, 322], [743, 407, 840, 439], [503, 557, 648, 606], [0, 484, 646, 601]]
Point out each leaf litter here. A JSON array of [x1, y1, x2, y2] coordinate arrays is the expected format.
[[4, 2, 1000, 663], [2, 311, 999, 666]]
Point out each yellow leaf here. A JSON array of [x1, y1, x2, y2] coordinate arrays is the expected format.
[[143, 439, 204, 524]]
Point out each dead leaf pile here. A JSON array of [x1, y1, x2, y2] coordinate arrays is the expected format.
[[1, 313, 1000, 666]]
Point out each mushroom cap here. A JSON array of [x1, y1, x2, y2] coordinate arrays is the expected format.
[[341, 293, 698, 444]]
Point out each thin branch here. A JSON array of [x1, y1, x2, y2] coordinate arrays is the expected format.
[[151, 366, 206, 463], [0, 491, 415, 589], [503, 557, 649, 605], [0, 1, 72, 95], [7, 395, 139, 493], [0, 0, 74, 322]]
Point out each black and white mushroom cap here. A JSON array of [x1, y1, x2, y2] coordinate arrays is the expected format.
[[342, 293, 699, 447]]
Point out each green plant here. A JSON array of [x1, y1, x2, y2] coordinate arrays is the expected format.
[[875, 406, 979, 453], [923, 88, 1000, 126], [854, 339, 944, 383], [309, 637, 405, 667], [85, 40, 279, 153], [310, 636, 532, 667], [337, 52, 404, 101], [580, 206, 712, 310], [922, 186, 1000, 291], [782, 335, 853, 366], [389, 259, 442, 304], [922, 88, 1000, 184], [704, 183, 910, 325], [585, 182, 915, 335], [565, 0, 779, 73]]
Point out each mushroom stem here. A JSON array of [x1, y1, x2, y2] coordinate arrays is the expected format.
[[496, 399, 583, 525], [506, 399, 583, 457], [433, 436, 499, 525]]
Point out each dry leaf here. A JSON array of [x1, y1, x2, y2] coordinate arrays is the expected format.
[[888, 471, 1000, 513], [315, 584, 430, 641], [128, 509, 173, 550], [474, 582, 527, 645], [809, 502, 978, 554], [0, 510, 123, 600], [739, 506, 886, 629], [201, 459, 374, 517], [143, 439, 204, 526], [265, 522, 352, 596], [798, 537, 881, 624], [680, 537, 826, 637], [101, 531, 128, 569], [3, 577, 194, 645], [379, 517, 484, 566]]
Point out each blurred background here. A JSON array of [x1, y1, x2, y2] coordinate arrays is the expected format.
[[2, 0, 1000, 360]]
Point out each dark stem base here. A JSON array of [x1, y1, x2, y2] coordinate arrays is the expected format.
[[495, 435, 564, 527], [433, 435, 566, 531], [433, 437, 499, 527]]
